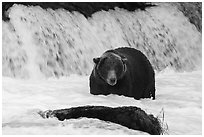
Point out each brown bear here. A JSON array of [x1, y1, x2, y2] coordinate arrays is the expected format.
[[89, 47, 155, 100]]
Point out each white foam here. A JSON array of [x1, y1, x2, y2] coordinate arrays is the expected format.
[[2, 4, 201, 79], [2, 70, 202, 134]]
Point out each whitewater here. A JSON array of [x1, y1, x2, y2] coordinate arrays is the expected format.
[[2, 3, 202, 135]]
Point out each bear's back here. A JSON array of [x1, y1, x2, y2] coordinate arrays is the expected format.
[[114, 47, 147, 62], [114, 47, 152, 72], [114, 47, 155, 91]]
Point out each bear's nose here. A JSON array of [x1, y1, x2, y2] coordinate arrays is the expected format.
[[108, 78, 117, 86], [110, 78, 116, 83], [107, 70, 117, 86]]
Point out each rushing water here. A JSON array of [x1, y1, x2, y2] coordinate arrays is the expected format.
[[2, 3, 202, 135], [2, 3, 202, 79]]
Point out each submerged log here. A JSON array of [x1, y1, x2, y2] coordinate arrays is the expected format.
[[39, 106, 163, 135]]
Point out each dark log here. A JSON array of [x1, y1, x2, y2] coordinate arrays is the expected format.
[[38, 105, 163, 135]]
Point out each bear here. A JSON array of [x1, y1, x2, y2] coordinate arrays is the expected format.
[[89, 47, 155, 100]]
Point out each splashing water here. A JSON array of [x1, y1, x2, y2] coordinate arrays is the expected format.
[[2, 3, 202, 135], [2, 3, 201, 79]]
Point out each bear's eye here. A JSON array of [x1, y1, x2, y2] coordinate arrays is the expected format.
[[97, 58, 109, 70], [115, 63, 123, 75]]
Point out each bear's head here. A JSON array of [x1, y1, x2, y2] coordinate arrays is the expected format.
[[93, 52, 127, 86]]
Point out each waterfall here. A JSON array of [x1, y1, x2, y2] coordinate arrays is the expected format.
[[2, 3, 201, 79]]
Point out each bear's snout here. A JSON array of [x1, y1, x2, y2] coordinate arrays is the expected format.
[[107, 78, 117, 86], [107, 70, 117, 86], [109, 78, 117, 85]]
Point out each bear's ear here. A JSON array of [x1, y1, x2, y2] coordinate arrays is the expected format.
[[122, 57, 128, 63], [121, 57, 127, 73], [93, 57, 100, 64]]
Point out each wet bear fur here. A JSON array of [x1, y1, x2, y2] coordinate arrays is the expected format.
[[89, 47, 155, 100]]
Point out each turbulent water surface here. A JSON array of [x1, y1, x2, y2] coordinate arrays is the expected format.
[[3, 3, 201, 78], [2, 70, 202, 134], [2, 3, 202, 135]]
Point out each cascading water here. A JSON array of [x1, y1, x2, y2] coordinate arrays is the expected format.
[[2, 3, 202, 79], [2, 3, 202, 135]]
